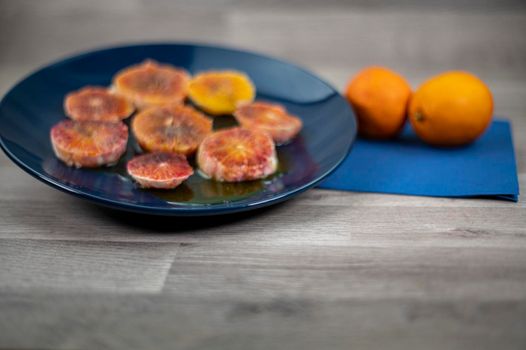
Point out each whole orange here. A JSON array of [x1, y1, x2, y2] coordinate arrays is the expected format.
[[409, 71, 493, 147], [345, 66, 411, 139]]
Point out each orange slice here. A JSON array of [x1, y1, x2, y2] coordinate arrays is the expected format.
[[64, 86, 134, 122], [127, 152, 193, 189], [234, 101, 303, 144], [197, 127, 277, 182], [188, 70, 255, 115], [50, 120, 128, 168], [113, 60, 190, 108], [132, 104, 212, 156]]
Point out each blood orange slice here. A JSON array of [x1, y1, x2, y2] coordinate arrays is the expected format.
[[234, 102, 303, 144], [127, 152, 193, 189], [188, 70, 255, 115], [50, 120, 128, 168], [197, 127, 277, 182], [64, 86, 134, 122], [112, 60, 190, 108], [132, 105, 212, 155], [234, 102, 303, 145]]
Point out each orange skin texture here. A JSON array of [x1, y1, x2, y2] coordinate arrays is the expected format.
[[197, 127, 277, 182], [132, 105, 212, 156], [50, 120, 128, 168], [188, 70, 255, 115], [409, 71, 493, 147], [345, 66, 412, 139], [113, 60, 190, 108], [234, 102, 303, 144], [64, 86, 134, 122], [127, 152, 193, 189]]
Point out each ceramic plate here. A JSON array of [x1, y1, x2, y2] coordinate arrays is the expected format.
[[0, 43, 356, 215]]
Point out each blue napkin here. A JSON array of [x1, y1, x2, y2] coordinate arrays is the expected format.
[[318, 119, 519, 201]]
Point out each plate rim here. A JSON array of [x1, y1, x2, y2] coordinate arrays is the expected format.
[[0, 42, 356, 216]]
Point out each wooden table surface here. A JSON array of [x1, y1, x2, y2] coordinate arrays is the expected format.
[[1, 1, 525, 349]]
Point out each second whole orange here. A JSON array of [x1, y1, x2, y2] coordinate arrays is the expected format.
[[409, 71, 493, 147]]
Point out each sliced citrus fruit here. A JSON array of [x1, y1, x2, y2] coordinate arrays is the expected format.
[[234, 101, 303, 144], [188, 70, 255, 115], [127, 152, 193, 189], [64, 86, 134, 122], [197, 127, 277, 182], [50, 120, 128, 168], [132, 105, 212, 156], [112, 60, 190, 108]]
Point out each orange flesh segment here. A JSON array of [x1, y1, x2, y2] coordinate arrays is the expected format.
[[234, 101, 303, 143], [50, 120, 128, 167], [132, 105, 212, 155], [113, 60, 190, 108], [64, 86, 134, 122], [197, 127, 277, 182], [188, 70, 255, 115], [127, 152, 193, 180]]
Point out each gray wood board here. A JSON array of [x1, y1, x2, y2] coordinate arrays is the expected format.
[[0, 1, 525, 349]]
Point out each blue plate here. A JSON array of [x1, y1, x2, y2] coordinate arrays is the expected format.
[[0, 43, 356, 216]]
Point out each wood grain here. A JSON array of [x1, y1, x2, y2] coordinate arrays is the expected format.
[[0, 239, 178, 293], [1, 294, 525, 350], [0, 1, 525, 349]]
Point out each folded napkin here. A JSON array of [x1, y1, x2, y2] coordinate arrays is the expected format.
[[318, 119, 519, 201]]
